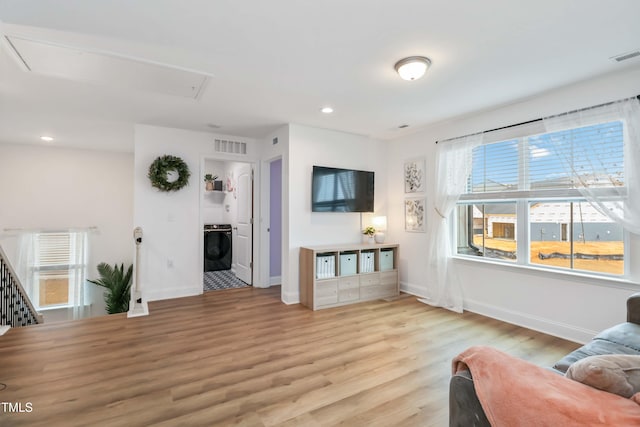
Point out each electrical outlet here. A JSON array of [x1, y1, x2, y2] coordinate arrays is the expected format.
[[167, 259, 174, 268]]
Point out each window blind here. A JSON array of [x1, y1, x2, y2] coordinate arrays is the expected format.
[[529, 121, 624, 190], [467, 121, 624, 195], [470, 139, 519, 192], [35, 232, 85, 269]]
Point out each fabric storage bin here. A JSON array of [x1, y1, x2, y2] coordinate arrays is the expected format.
[[360, 251, 375, 273], [340, 252, 358, 276], [380, 249, 394, 271], [316, 253, 336, 279]]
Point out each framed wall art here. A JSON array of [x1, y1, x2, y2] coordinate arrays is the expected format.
[[404, 158, 425, 193], [404, 197, 426, 232]]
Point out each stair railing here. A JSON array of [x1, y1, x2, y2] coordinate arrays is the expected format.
[[0, 244, 44, 328]]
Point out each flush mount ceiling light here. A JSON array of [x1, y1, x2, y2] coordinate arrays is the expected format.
[[394, 56, 432, 81], [40, 136, 54, 142], [320, 106, 334, 114]]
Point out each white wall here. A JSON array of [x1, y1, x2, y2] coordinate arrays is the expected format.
[[202, 159, 227, 225], [0, 143, 133, 321], [390, 65, 640, 343], [282, 124, 388, 303], [134, 125, 259, 301]]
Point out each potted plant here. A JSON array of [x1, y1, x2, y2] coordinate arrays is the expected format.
[[362, 226, 376, 244], [204, 174, 218, 191], [87, 262, 133, 314]]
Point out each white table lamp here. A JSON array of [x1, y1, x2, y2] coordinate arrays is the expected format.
[[372, 216, 387, 243]]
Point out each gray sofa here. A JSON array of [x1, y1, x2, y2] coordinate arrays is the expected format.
[[449, 293, 640, 427]]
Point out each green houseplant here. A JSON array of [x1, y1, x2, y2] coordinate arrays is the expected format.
[[362, 226, 376, 244], [87, 263, 133, 314], [362, 226, 376, 237]]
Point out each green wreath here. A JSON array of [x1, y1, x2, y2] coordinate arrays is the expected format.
[[148, 155, 191, 192]]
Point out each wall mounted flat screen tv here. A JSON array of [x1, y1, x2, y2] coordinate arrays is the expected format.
[[312, 166, 374, 212]]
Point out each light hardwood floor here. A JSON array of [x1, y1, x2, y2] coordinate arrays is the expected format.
[[0, 287, 579, 426]]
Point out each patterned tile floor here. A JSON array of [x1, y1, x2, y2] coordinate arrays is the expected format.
[[203, 270, 250, 291]]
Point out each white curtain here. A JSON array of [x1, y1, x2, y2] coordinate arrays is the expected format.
[[70, 231, 89, 320], [543, 97, 640, 235], [16, 233, 36, 300], [421, 133, 483, 313]]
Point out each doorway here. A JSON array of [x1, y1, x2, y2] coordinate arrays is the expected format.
[[201, 159, 254, 292], [269, 158, 282, 286], [234, 162, 253, 284]]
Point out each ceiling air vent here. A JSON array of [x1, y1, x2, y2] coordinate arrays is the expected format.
[[214, 139, 247, 155], [611, 50, 640, 62]]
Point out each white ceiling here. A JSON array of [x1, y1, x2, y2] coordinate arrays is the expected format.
[[1, 0, 640, 152]]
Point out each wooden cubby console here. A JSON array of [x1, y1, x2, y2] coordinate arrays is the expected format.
[[299, 243, 399, 310]]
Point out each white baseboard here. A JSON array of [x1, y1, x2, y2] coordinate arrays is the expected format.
[[281, 289, 300, 305], [269, 275, 282, 286], [400, 281, 594, 344], [400, 281, 429, 299], [463, 298, 594, 344], [144, 285, 202, 302]]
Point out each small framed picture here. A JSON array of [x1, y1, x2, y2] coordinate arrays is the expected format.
[[404, 158, 425, 193], [405, 197, 426, 232]]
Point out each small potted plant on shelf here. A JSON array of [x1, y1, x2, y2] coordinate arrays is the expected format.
[[362, 226, 376, 244], [204, 174, 218, 191]]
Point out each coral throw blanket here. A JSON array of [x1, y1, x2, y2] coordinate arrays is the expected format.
[[452, 346, 640, 426]]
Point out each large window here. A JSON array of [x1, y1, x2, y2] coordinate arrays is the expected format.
[[456, 121, 626, 276], [456, 201, 519, 261]]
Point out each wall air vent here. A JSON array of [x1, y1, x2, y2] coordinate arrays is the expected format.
[[611, 50, 640, 62], [214, 139, 247, 155]]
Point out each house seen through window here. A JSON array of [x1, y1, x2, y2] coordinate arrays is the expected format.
[[456, 121, 625, 276]]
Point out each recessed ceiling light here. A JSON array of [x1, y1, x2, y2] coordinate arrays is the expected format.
[[321, 107, 334, 114], [394, 56, 432, 81], [40, 136, 54, 142]]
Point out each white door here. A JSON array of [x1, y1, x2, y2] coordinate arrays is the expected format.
[[235, 163, 253, 284]]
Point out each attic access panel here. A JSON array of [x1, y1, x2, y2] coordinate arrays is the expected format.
[[5, 36, 210, 99]]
